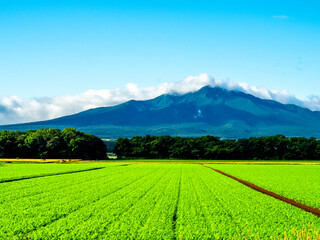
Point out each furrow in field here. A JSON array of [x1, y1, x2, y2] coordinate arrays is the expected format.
[[0, 164, 107, 182], [175, 165, 247, 239], [178, 164, 320, 239], [0, 166, 106, 183], [0, 166, 161, 239], [4, 164, 320, 239], [0, 165, 125, 204], [174, 165, 211, 239], [99, 166, 180, 239], [28, 167, 159, 234], [171, 167, 182, 235], [203, 164, 320, 218], [0, 168, 120, 208], [29, 166, 173, 239], [194, 167, 243, 232], [134, 167, 182, 239], [206, 164, 320, 210]]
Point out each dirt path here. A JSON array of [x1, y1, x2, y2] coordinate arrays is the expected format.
[[202, 164, 320, 218]]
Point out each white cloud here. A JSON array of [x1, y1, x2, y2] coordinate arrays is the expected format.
[[0, 73, 319, 125]]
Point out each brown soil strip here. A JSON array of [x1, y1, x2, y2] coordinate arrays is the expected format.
[[202, 164, 320, 218]]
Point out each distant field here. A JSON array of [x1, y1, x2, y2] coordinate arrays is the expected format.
[[1, 162, 320, 239]]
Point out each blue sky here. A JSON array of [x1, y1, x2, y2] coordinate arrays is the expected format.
[[0, 0, 320, 123]]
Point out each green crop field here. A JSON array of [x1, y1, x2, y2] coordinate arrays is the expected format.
[[0, 163, 103, 183], [208, 164, 320, 210], [1, 163, 320, 239]]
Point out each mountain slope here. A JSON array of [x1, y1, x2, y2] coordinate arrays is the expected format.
[[1, 86, 320, 138]]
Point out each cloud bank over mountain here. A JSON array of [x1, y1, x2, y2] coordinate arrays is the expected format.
[[0, 73, 319, 125]]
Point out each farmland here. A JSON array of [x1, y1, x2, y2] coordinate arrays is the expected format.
[[208, 164, 320, 210], [0, 163, 102, 183], [1, 163, 320, 239]]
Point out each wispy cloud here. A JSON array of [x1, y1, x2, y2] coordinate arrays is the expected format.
[[272, 15, 290, 19], [0, 73, 319, 125]]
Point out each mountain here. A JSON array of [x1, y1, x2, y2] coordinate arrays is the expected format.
[[1, 86, 320, 138]]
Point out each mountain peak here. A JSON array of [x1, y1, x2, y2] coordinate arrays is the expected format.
[[1, 86, 320, 138]]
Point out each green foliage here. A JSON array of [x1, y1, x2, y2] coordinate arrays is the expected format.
[[209, 164, 320, 209], [1, 164, 320, 239], [0, 164, 103, 183], [115, 134, 320, 160], [0, 130, 21, 158], [0, 128, 107, 159]]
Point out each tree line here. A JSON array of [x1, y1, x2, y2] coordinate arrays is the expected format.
[[114, 135, 320, 160], [0, 128, 107, 160]]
